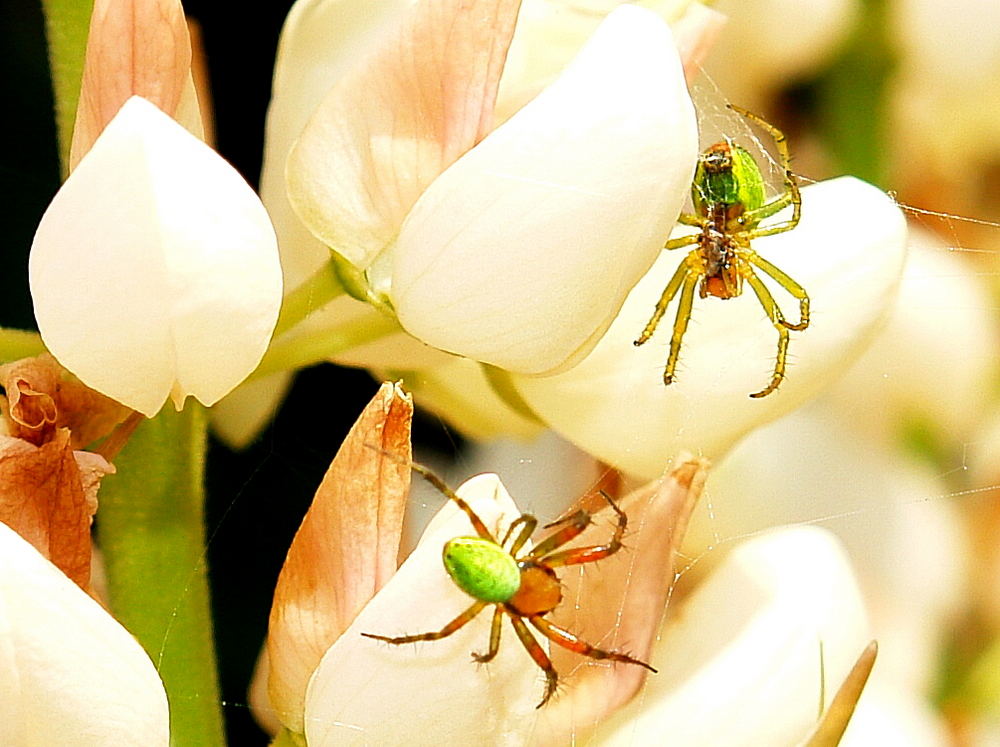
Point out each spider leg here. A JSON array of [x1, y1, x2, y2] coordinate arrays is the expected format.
[[529, 616, 656, 673], [744, 270, 791, 398], [472, 606, 504, 663], [533, 492, 627, 568], [362, 600, 488, 646], [525, 508, 590, 560], [508, 613, 559, 708], [409, 462, 497, 543], [634, 254, 694, 347], [729, 104, 801, 235], [746, 252, 810, 330], [660, 270, 700, 386], [664, 232, 701, 251], [502, 514, 538, 556], [676, 212, 704, 229]]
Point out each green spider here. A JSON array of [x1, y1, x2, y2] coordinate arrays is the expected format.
[[634, 104, 810, 398], [362, 463, 655, 708]]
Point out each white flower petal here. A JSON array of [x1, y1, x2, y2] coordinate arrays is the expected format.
[[514, 177, 907, 478], [303, 474, 542, 745], [390, 5, 698, 374], [0, 523, 169, 746], [495, 0, 692, 120], [591, 526, 871, 745], [684, 408, 968, 693], [262, 0, 410, 288], [30, 97, 282, 416]]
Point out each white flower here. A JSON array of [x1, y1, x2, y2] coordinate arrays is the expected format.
[[29, 96, 283, 417], [301, 474, 541, 745], [0, 523, 169, 745], [286, 2, 698, 373]]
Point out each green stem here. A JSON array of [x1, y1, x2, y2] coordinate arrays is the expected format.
[[253, 313, 401, 379], [97, 405, 225, 746], [273, 261, 347, 338], [0, 328, 46, 363], [39, 0, 93, 177]]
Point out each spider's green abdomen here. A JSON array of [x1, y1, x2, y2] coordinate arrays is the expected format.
[[691, 142, 766, 217], [443, 536, 521, 603]]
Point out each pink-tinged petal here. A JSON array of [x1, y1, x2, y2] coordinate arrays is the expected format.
[[287, 0, 523, 269], [514, 177, 907, 477], [30, 97, 282, 416], [0, 524, 169, 745], [303, 473, 541, 745], [70, 0, 203, 169], [535, 457, 709, 743], [267, 383, 412, 734], [0, 430, 110, 591], [390, 6, 698, 373]]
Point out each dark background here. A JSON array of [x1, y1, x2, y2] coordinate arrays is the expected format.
[[0, 1, 459, 743]]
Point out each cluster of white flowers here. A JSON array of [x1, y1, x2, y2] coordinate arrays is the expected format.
[[13, 0, 984, 743]]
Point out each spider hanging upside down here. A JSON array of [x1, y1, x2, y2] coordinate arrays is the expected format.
[[362, 463, 655, 708], [634, 104, 810, 398]]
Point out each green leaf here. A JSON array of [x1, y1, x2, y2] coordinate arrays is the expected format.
[[97, 404, 225, 746]]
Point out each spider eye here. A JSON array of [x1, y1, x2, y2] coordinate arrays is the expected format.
[[701, 143, 733, 174]]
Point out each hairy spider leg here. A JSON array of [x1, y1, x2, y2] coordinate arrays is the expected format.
[[472, 607, 505, 664], [529, 616, 657, 674], [527, 509, 592, 559], [744, 271, 792, 398], [747, 252, 810, 330], [633, 255, 692, 347], [535, 492, 627, 568], [525, 488, 624, 562], [729, 104, 802, 233], [509, 614, 560, 707], [362, 600, 488, 646], [661, 270, 700, 386], [409, 462, 496, 543]]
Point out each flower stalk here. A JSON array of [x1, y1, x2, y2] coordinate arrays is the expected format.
[[95, 404, 225, 746]]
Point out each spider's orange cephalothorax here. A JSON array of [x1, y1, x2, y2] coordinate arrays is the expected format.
[[506, 562, 561, 617]]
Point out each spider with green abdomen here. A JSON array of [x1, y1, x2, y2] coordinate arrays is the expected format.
[[634, 104, 810, 398], [362, 463, 655, 708]]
